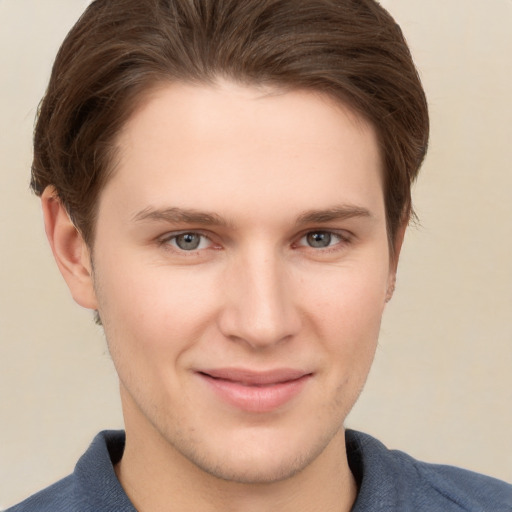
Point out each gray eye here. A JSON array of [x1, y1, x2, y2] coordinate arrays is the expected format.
[[306, 232, 332, 248], [175, 233, 202, 250]]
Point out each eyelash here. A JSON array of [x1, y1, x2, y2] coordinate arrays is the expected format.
[[294, 230, 351, 251], [157, 229, 352, 254], [158, 231, 215, 252]]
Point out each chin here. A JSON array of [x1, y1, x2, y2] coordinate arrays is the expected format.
[[167, 422, 343, 485], [190, 448, 316, 485]]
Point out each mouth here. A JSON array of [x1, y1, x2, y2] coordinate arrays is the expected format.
[[197, 368, 313, 413]]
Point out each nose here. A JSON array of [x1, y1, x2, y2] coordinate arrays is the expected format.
[[217, 247, 302, 350]]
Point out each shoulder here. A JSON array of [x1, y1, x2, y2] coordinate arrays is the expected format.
[[396, 448, 512, 511], [4, 475, 76, 512], [347, 430, 512, 512], [5, 430, 134, 512]]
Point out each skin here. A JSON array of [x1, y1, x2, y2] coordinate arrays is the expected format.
[[43, 81, 404, 512]]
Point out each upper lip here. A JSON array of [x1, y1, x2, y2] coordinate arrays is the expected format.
[[198, 368, 311, 386]]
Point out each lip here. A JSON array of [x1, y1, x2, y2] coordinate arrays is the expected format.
[[197, 368, 312, 413]]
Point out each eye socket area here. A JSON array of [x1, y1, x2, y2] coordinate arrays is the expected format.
[[295, 230, 350, 250], [157, 229, 352, 254], [160, 231, 214, 252]]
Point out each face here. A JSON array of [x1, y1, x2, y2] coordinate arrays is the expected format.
[[88, 81, 396, 483]]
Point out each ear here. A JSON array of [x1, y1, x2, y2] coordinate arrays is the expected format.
[[41, 187, 98, 310], [386, 221, 407, 303]]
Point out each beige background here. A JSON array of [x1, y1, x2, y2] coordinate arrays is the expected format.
[[1, 0, 511, 508]]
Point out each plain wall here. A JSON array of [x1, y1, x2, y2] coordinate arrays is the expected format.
[[1, 0, 511, 507]]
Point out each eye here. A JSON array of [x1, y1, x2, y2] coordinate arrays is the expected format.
[[164, 232, 211, 251], [298, 231, 345, 249]]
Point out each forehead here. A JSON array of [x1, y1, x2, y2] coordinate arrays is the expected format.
[[101, 80, 384, 224]]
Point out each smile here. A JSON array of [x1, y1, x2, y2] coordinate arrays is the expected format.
[[197, 368, 313, 413]]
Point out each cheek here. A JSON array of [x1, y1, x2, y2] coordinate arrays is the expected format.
[[95, 260, 221, 361], [296, 260, 388, 371], [298, 260, 388, 328]]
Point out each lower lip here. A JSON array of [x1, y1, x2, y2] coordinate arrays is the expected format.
[[198, 373, 311, 413]]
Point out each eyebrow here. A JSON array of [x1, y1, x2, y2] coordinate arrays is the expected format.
[[132, 207, 232, 227], [295, 205, 373, 225], [133, 204, 372, 228]]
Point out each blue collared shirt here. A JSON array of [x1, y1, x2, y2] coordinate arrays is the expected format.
[[6, 430, 512, 511]]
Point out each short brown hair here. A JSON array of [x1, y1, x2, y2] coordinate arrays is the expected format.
[[32, 0, 429, 246]]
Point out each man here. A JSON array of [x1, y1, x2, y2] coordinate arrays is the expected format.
[[6, 0, 511, 510]]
